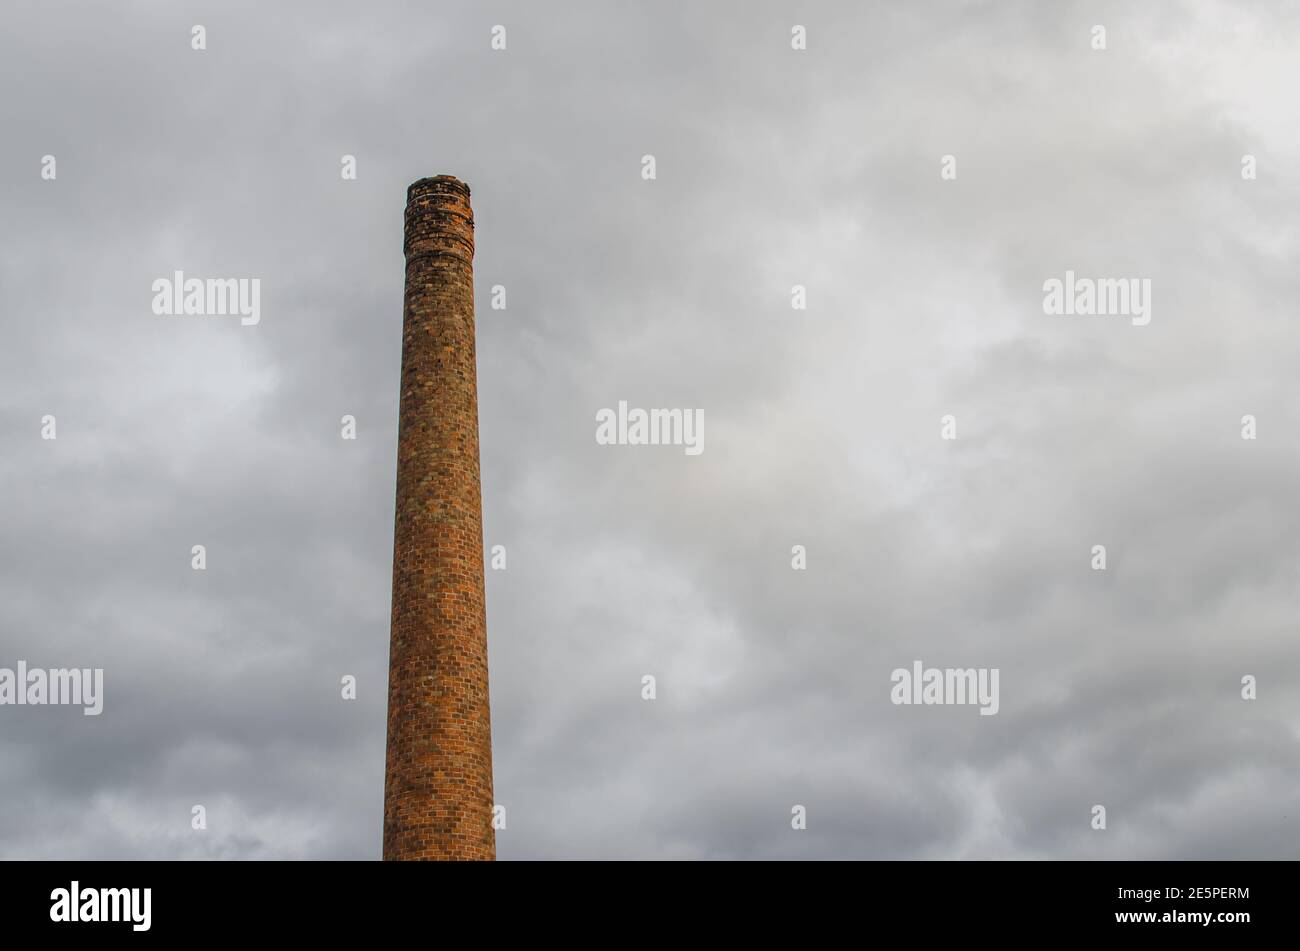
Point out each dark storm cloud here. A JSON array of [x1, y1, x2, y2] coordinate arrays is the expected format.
[[1, 0, 1297, 859]]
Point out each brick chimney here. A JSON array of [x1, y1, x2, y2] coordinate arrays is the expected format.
[[383, 176, 495, 860]]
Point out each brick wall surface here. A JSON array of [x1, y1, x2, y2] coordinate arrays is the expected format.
[[383, 176, 495, 861]]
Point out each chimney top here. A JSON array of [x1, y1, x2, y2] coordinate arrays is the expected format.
[[403, 176, 474, 262], [407, 175, 471, 203]]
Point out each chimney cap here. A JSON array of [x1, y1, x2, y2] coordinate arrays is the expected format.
[[407, 175, 471, 202]]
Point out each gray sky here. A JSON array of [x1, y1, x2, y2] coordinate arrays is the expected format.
[[2, 0, 1298, 859]]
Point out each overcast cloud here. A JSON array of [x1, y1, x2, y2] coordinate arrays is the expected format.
[[1, 0, 1298, 859]]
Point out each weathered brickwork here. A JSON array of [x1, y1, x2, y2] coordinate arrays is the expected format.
[[383, 176, 495, 861]]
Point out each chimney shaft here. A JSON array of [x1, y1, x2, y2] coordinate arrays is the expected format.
[[383, 176, 495, 861]]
